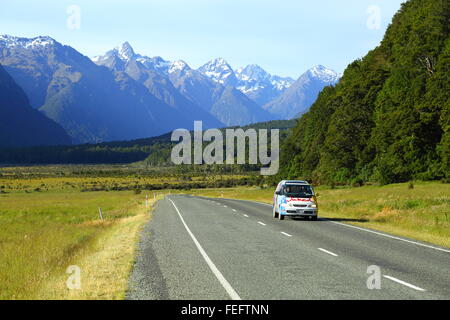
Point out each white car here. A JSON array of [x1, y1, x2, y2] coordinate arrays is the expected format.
[[273, 180, 318, 221]]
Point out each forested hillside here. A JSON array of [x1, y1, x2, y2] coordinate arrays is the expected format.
[[279, 0, 449, 185]]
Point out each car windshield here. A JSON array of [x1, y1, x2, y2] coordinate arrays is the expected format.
[[283, 185, 313, 198]]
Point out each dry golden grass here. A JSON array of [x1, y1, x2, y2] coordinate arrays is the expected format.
[[0, 186, 164, 300], [38, 207, 153, 300]]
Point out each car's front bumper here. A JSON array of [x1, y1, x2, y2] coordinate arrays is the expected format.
[[282, 208, 318, 217]]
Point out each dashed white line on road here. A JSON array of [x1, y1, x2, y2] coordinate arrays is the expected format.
[[168, 198, 241, 300], [281, 232, 292, 237], [383, 275, 426, 292], [258, 222, 266, 226], [318, 248, 338, 257], [223, 205, 227, 208], [225, 198, 449, 253], [243, 214, 249, 218], [232, 209, 237, 212]]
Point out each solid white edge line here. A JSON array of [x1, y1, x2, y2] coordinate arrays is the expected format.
[[168, 198, 241, 300], [281, 232, 292, 237], [318, 248, 338, 257], [258, 222, 266, 226], [383, 275, 426, 292], [324, 219, 450, 253]]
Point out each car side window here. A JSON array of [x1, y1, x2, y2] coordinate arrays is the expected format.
[[275, 184, 282, 195]]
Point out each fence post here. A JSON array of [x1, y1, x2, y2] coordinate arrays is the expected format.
[[146, 194, 149, 208], [99, 208, 103, 220]]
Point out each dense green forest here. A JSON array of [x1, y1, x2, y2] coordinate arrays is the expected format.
[[278, 0, 449, 185]]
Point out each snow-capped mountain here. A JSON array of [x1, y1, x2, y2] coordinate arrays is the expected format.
[[94, 43, 193, 77], [0, 34, 341, 143], [92, 42, 224, 129], [236, 64, 271, 83], [307, 65, 341, 83], [263, 65, 340, 119], [116, 41, 135, 61], [235, 64, 295, 91], [93, 44, 340, 122], [94, 45, 274, 127], [197, 58, 238, 87], [95, 46, 299, 110], [0, 36, 224, 144], [136, 56, 171, 75], [168, 60, 190, 74], [270, 75, 296, 91], [235, 64, 295, 106], [0, 34, 56, 50], [198, 59, 295, 106]]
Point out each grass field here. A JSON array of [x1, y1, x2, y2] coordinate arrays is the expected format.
[[0, 187, 162, 299], [0, 165, 247, 300], [187, 182, 450, 248]]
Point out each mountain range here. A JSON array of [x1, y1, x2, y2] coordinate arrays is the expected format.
[[0, 63, 71, 147], [0, 35, 340, 146], [264, 65, 341, 119], [93, 43, 274, 127]]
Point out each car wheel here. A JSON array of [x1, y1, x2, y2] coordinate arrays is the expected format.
[[273, 205, 278, 219], [279, 213, 285, 221]]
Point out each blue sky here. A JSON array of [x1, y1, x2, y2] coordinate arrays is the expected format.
[[0, 0, 405, 78]]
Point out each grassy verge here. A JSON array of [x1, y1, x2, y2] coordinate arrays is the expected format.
[[187, 182, 450, 248], [0, 188, 163, 299]]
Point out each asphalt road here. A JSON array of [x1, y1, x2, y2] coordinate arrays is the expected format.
[[127, 195, 450, 300]]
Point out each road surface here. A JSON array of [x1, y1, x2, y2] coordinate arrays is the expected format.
[[127, 195, 450, 300]]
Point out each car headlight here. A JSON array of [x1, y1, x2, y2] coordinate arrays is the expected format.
[[309, 204, 317, 208]]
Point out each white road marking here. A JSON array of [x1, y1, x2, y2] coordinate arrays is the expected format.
[[223, 205, 227, 208], [232, 209, 237, 212], [216, 197, 273, 207], [258, 222, 266, 226], [383, 275, 426, 292], [281, 232, 292, 237], [222, 198, 449, 254], [243, 214, 249, 218], [168, 198, 241, 300], [324, 219, 450, 253], [318, 248, 338, 257]]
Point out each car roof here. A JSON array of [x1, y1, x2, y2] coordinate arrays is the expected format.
[[280, 180, 310, 185]]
